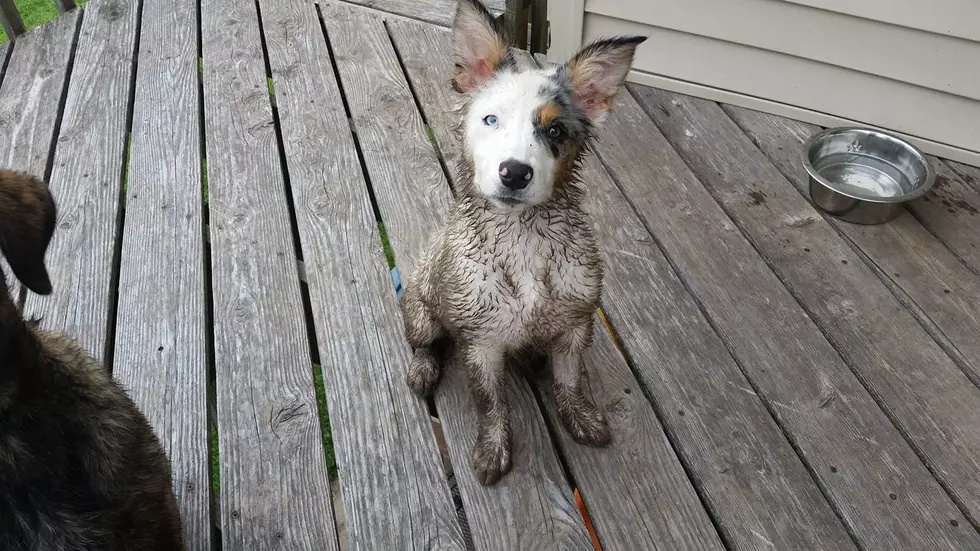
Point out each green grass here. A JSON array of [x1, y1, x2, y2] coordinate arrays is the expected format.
[[210, 424, 220, 495], [0, 0, 87, 44], [424, 124, 436, 146], [201, 157, 209, 204], [122, 133, 131, 192], [378, 222, 395, 268], [312, 363, 337, 473], [267, 77, 275, 97]]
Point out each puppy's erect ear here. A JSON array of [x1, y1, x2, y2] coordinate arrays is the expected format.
[[0, 170, 57, 295], [565, 36, 647, 123], [452, 0, 510, 92]]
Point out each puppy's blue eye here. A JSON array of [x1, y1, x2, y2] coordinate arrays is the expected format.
[[483, 115, 498, 126]]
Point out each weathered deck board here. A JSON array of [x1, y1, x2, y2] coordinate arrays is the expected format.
[[949, 161, 980, 194], [0, 41, 13, 299], [339, 0, 504, 26], [387, 21, 726, 550], [200, 0, 337, 547], [581, 155, 857, 550], [22, 0, 138, 360], [0, 11, 78, 180], [639, 88, 980, 532], [320, 5, 592, 548], [257, 0, 464, 548], [724, 105, 980, 387], [109, 0, 211, 548], [0, 12, 78, 304], [595, 87, 976, 549], [908, 161, 980, 275]]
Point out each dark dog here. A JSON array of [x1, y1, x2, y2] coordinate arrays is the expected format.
[[0, 170, 183, 550]]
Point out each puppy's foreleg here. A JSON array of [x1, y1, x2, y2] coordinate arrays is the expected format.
[[402, 282, 444, 397], [462, 342, 513, 485], [551, 322, 611, 447]]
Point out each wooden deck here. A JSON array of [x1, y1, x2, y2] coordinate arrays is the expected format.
[[5, 0, 980, 549]]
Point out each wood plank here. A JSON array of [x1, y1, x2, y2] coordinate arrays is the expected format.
[[110, 0, 211, 549], [0, 13, 77, 304], [388, 21, 726, 550], [23, 0, 138, 360], [256, 0, 465, 548], [949, 160, 980, 194], [724, 104, 980, 387], [593, 87, 977, 549], [320, 5, 592, 548], [906, 162, 980, 275], [0, 12, 78, 184], [200, 0, 338, 547], [339, 0, 504, 26], [637, 87, 980, 532], [526, 53, 855, 550]]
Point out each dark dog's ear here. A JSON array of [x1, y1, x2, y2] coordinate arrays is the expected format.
[[565, 36, 647, 124], [0, 170, 56, 295], [452, 0, 511, 92]]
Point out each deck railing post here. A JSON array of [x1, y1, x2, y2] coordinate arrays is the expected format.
[[53, 0, 78, 13], [502, 0, 548, 54], [0, 0, 25, 40], [529, 0, 548, 54], [503, 0, 529, 49]]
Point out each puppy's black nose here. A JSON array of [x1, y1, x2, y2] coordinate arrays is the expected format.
[[499, 160, 533, 190]]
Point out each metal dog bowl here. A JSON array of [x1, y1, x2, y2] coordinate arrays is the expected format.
[[801, 127, 934, 224]]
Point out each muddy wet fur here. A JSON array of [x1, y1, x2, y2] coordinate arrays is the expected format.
[[401, 0, 645, 485], [0, 170, 183, 549]]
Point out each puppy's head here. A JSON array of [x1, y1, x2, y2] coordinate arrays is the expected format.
[[452, 0, 645, 209], [0, 170, 57, 296]]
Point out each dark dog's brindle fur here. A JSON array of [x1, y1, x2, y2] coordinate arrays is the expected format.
[[402, 0, 644, 485], [0, 170, 183, 549]]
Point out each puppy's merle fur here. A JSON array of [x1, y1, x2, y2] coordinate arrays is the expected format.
[[0, 170, 183, 549], [402, 0, 645, 485]]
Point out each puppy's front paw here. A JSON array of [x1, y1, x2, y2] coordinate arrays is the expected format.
[[561, 401, 612, 448], [407, 348, 441, 397], [471, 431, 512, 486]]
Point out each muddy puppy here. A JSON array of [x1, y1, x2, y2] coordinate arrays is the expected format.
[[402, 0, 645, 485], [0, 170, 183, 549]]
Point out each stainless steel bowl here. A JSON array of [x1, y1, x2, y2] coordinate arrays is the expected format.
[[801, 127, 935, 224]]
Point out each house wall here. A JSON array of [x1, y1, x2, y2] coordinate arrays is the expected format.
[[547, 0, 980, 166]]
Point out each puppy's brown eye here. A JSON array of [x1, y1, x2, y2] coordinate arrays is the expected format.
[[547, 125, 562, 139]]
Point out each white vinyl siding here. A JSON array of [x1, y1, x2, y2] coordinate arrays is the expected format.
[[548, 0, 980, 166]]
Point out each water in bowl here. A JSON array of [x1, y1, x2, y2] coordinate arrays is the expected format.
[[815, 153, 910, 199]]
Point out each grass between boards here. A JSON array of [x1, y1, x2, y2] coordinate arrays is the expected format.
[[14, 0, 338, 496], [312, 363, 337, 473], [0, 0, 88, 43], [201, 157, 209, 204], [121, 133, 132, 192], [377, 222, 395, 268], [210, 363, 337, 496], [210, 424, 220, 495]]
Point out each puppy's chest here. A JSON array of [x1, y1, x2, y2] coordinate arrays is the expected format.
[[460, 224, 599, 339]]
